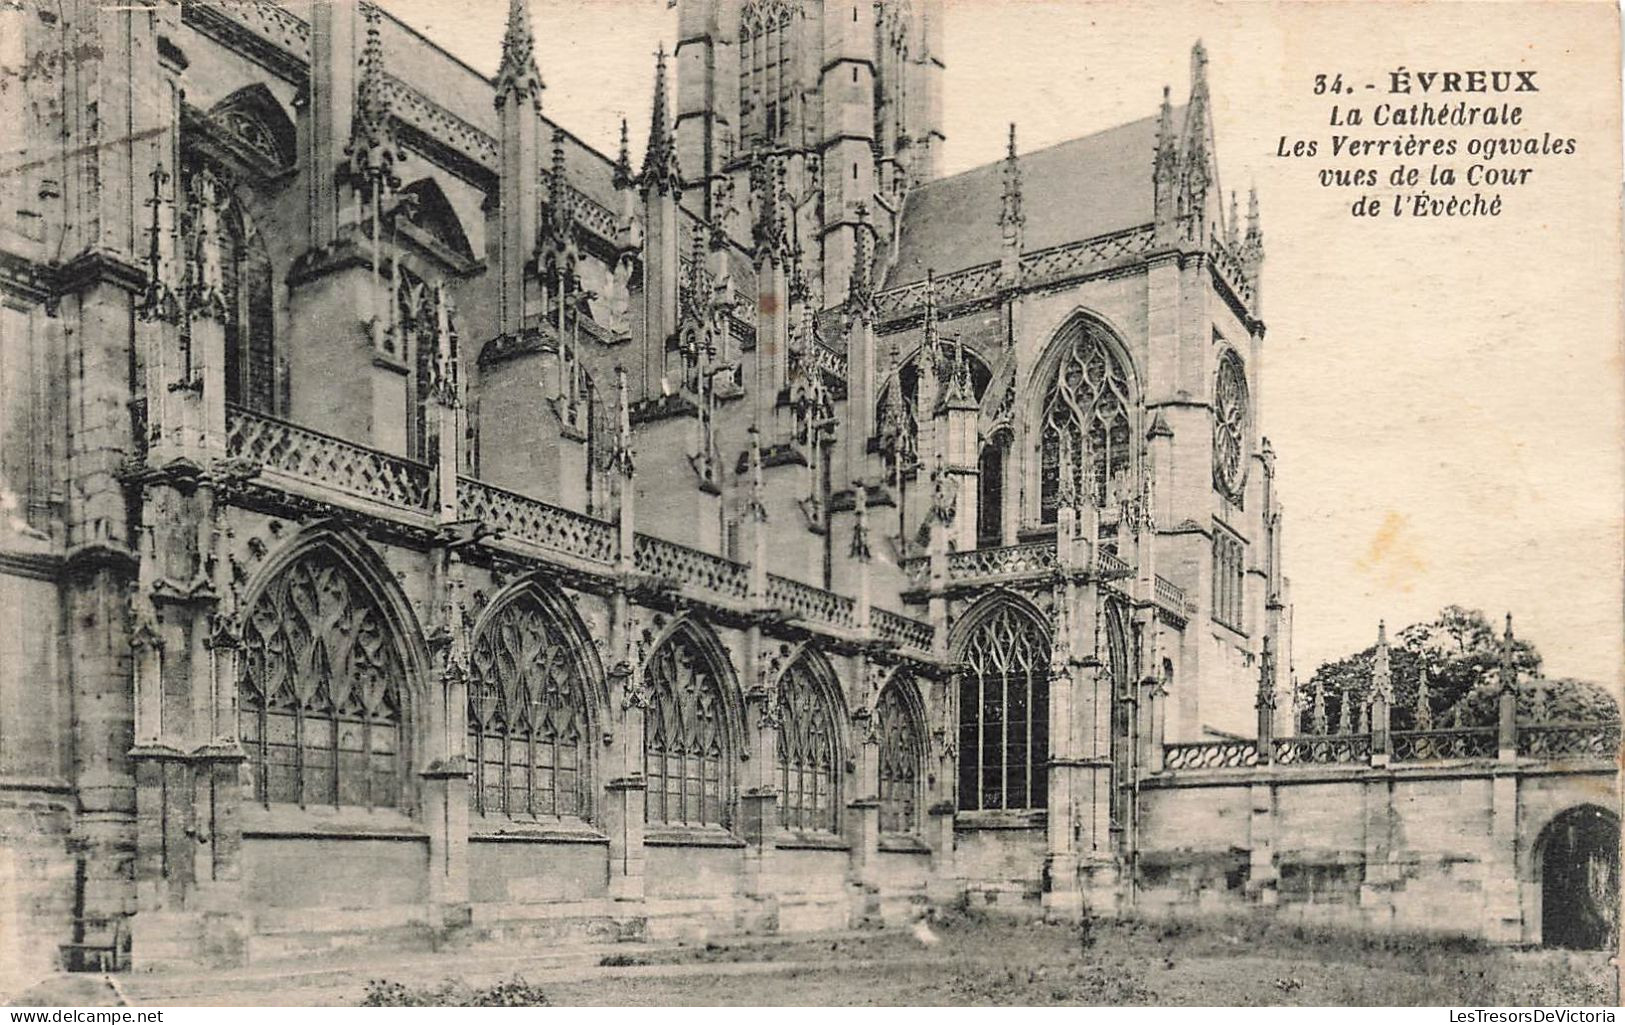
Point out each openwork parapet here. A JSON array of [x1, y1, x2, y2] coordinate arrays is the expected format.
[[633, 533, 749, 601], [1271, 733, 1372, 765], [1391, 727, 1498, 762], [1162, 739, 1259, 770], [874, 607, 933, 651], [1517, 721, 1623, 760], [767, 574, 858, 630], [227, 405, 433, 511], [457, 478, 616, 563], [946, 541, 1057, 582]]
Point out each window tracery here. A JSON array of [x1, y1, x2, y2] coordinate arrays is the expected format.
[[776, 655, 840, 833], [467, 593, 592, 821], [645, 628, 731, 828], [957, 602, 1049, 811], [739, 0, 795, 148], [239, 547, 405, 810], [1213, 348, 1249, 504], [1037, 319, 1134, 519], [877, 677, 924, 835]]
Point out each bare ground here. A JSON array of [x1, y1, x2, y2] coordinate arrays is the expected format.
[[10, 910, 1618, 1007]]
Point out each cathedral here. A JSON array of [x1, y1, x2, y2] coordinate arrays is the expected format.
[[0, 0, 1287, 979]]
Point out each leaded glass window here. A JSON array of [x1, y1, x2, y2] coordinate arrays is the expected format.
[[739, 0, 795, 148], [239, 547, 405, 810], [645, 629, 731, 828], [776, 656, 840, 833], [1038, 320, 1133, 520], [467, 594, 591, 821], [1211, 526, 1245, 632], [877, 678, 924, 835], [957, 603, 1049, 811], [1213, 348, 1249, 503]]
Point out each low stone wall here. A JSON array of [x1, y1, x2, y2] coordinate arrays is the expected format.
[[1134, 760, 1617, 943]]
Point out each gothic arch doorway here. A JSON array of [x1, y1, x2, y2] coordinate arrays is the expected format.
[[1539, 805, 1619, 950]]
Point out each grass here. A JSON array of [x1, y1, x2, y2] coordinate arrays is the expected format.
[[540, 909, 1618, 1006]]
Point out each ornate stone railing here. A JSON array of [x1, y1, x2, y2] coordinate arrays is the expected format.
[[458, 478, 617, 563], [767, 574, 857, 630], [633, 533, 750, 601], [1272, 733, 1372, 765], [226, 405, 433, 512], [1516, 721, 1623, 760], [1162, 739, 1259, 770], [1154, 574, 1188, 617], [1208, 236, 1256, 306], [1096, 548, 1132, 580], [874, 607, 933, 651], [1020, 224, 1156, 288], [1391, 727, 1498, 762], [946, 541, 1057, 582]]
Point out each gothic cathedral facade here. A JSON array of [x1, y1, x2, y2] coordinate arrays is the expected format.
[[0, 0, 1281, 979]]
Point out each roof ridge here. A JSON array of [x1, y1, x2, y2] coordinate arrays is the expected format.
[[916, 107, 1180, 192]]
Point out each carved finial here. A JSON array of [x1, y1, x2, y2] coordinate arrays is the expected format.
[[999, 122, 1024, 238], [612, 117, 634, 189], [1371, 620, 1393, 705], [345, 4, 402, 197], [641, 46, 681, 195], [1246, 184, 1262, 245], [847, 203, 875, 317], [1311, 672, 1328, 734], [746, 424, 768, 522], [849, 481, 872, 561], [1256, 636, 1277, 711], [495, 0, 544, 105], [1415, 665, 1433, 730], [1499, 612, 1517, 694], [1190, 39, 1209, 100], [613, 366, 635, 478], [430, 282, 459, 405]]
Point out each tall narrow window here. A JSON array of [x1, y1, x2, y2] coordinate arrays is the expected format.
[[645, 628, 732, 828], [1211, 526, 1246, 632], [220, 204, 278, 414], [239, 546, 405, 810], [977, 442, 1004, 546], [467, 592, 592, 821], [877, 678, 924, 835], [1038, 318, 1134, 520], [957, 602, 1049, 811], [776, 655, 841, 833], [739, 0, 795, 148]]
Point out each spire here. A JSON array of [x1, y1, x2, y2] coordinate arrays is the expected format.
[[1256, 636, 1277, 712], [1415, 665, 1433, 730], [878, 344, 906, 457], [1228, 190, 1240, 246], [612, 117, 634, 190], [999, 122, 1024, 239], [1189, 39, 1210, 106], [1371, 620, 1393, 704], [1154, 84, 1177, 180], [750, 152, 787, 256], [495, 0, 544, 106], [1246, 185, 1262, 246], [641, 46, 681, 195], [345, 4, 402, 196], [1311, 673, 1327, 734], [547, 127, 572, 234], [846, 203, 875, 317], [1498, 613, 1517, 694], [945, 338, 976, 410]]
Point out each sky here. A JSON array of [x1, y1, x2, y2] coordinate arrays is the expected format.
[[375, 0, 1625, 688]]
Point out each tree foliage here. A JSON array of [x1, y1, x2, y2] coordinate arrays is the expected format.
[[1293, 605, 1608, 733]]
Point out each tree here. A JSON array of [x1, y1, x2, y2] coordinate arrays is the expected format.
[[1299, 606, 1543, 732]]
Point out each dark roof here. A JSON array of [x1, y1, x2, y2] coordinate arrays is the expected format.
[[884, 110, 1175, 288]]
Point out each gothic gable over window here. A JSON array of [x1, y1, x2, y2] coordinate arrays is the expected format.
[[189, 84, 297, 179], [468, 587, 596, 821], [739, 0, 796, 148], [239, 542, 408, 811], [875, 344, 991, 463], [644, 623, 736, 828], [1213, 346, 1249, 505], [1037, 315, 1135, 519], [776, 651, 843, 834], [877, 674, 925, 835], [956, 597, 1050, 812]]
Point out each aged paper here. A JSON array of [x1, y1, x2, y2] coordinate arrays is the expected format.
[[0, 0, 1619, 1008]]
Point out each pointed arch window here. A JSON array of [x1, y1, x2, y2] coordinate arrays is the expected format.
[[776, 655, 841, 833], [467, 593, 593, 821], [877, 677, 925, 835], [977, 440, 1005, 546], [740, 0, 795, 147], [874, 346, 991, 464], [645, 629, 732, 828], [212, 194, 281, 415], [957, 603, 1049, 812], [1038, 319, 1134, 520], [239, 547, 406, 810]]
